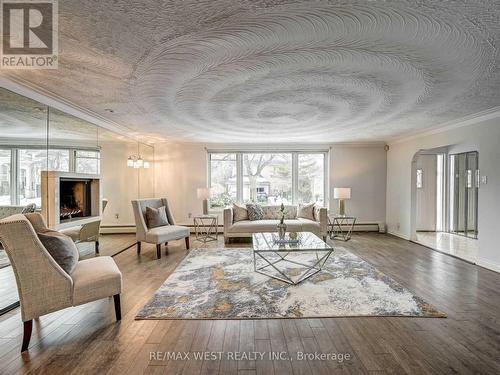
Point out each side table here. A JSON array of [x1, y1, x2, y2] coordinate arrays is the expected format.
[[328, 216, 356, 241], [194, 215, 218, 243]]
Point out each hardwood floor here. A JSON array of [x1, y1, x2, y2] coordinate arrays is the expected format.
[[0, 233, 499, 374]]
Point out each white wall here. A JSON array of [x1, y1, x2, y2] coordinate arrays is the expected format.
[[154, 142, 387, 226], [330, 145, 387, 224], [386, 117, 500, 272], [100, 139, 155, 228]]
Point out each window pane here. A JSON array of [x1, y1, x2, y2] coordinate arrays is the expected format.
[[76, 150, 99, 158], [0, 150, 11, 205], [48, 149, 70, 172], [76, 158, 100, 174], [18, 149, 46, 206], [243, 153, 292, 205], [210, 153, 237, 208], [298, 153, 324, 206]]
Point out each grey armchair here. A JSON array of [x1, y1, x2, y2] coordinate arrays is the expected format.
[[132, 198, 190, 259], [0, 213, 122, 352], [60, 199, 108, 254]]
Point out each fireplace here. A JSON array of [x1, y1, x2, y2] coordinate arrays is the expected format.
[[60, 179, 92, 221], [41, 171, 101, 229]]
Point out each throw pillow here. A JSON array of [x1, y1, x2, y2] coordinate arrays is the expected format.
[[297, 203, 315, 221], [37, 231, 79, 274], [246, 204, 264, 221], [233, 204, 248, 222], [146, 206, 169, 228]]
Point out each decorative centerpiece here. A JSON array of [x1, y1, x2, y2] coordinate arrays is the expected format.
[[277, 203, 287, 240]]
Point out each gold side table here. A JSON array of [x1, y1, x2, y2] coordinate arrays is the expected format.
[[194, 215, 218, 243], [328, 216, 356, 241]]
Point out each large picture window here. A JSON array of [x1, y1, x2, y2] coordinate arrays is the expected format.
[[208, 151, 327, 209], [209, 153, 237, 209], [0, 150, 11, 205]]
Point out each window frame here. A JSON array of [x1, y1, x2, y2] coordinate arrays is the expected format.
[[207, 150, 329, 211], [0, 145, 100, 206]]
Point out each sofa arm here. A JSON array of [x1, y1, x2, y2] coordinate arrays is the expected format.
[[315, 207, 328, 238], [223, 208, 233, 235]]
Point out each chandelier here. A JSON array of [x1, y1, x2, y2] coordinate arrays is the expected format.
[[127, 155, 150, 169]]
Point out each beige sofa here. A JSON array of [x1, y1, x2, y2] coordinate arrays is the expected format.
[[223, 204, 328, 243]]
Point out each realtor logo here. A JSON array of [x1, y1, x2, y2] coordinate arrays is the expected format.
[[1, 0, 58, 69]]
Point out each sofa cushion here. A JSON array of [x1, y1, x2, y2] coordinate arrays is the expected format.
[[233, 204, 248, 222], [228, 219, 305, 233], [145, 225, 190, 244], [297, 203, 315, 221], [146, 206, 169, 228], [297, 218, 321, 234], [246, 204, 264, 221], [72, 256, 122, 305], [262, 205, 296, 220], [37, 231, 79, 274]]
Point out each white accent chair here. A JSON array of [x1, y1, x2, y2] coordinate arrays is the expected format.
[[60, 199, 109, 254], [0, 213, 122, 352], [131, 198, 190, 259]]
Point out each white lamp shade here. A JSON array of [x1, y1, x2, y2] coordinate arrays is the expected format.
[[197, 187, 210, 200], [334, 187, 351, 199]]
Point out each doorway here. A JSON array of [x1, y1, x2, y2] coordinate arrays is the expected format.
[[412, 149, 479, 263]]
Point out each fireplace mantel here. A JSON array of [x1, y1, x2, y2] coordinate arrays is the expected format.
[[41, 171, 101, 230]]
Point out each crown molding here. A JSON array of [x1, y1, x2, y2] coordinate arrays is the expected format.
[[0, 75, 152, 144], [388, 106, 500, 145]]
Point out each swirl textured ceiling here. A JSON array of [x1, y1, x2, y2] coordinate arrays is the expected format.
[[2, 0, 499, 143]]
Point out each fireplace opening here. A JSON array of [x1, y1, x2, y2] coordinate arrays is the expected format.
[[60, 178, 92, 221]]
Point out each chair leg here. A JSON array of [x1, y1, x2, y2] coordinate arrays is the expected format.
[[156, 244, 161, 259], [113, 294, 121, 321], [185, 236, 190, 250], [137, 242, 141, 254], [21, 320, 32, 352], [95, 240, 100, 254]]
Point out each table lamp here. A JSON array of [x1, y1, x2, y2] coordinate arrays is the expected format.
[[333, 187, 351, 216], [197, 187, 210, 215]]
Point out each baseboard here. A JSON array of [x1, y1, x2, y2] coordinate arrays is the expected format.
[[387, 230, 411, 240], [477, 258, 500, 273], [100, 225, 136, 234]]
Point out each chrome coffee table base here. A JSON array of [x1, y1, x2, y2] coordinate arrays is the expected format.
[[253, 249, 333, 285]]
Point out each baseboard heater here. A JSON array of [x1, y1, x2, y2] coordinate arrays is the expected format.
[[100, 225, 136, 234], [100, 223, 385, 235]]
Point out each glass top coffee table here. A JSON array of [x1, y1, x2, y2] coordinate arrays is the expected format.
[[252, 232, 334, 285]]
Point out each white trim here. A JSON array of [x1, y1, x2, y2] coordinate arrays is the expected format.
[[387, 230, 411, 240], [0, 75, 147, 144], [388, 106, 500, 145], [477, 258, 500, 274]]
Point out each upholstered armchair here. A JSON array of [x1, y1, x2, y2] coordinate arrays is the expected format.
[[131, 198, 190, 259], [60, 199, 109, 254], [0, 213, 122, 352]]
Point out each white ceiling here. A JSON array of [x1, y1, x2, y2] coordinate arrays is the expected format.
[[2, 0, 499, 143]]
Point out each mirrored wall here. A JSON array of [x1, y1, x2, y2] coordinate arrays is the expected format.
[[0, 87, 154, 314]]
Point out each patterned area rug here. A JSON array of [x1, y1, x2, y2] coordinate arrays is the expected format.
[[136, 247, 446, 319]]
